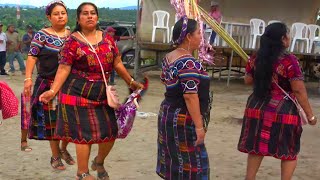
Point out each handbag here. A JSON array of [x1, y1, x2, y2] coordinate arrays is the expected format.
[[116, 77, 149, 138], [274, 82, 308, 125], [116, 89, 141, 138], [77, 31, 120, 109], [21, 93, 31, 130]]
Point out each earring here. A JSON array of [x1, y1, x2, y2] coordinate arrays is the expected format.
[[188, 40, 191, 52]]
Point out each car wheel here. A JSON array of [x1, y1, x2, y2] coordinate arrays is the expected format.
[[122, 50, 135, 68]]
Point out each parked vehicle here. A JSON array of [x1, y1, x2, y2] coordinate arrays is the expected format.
[[100, 21, 136, 68]]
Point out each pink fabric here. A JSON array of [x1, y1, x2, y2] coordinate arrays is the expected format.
[[21, 93, 31, 129], [0, 81, 18, 119], [209, 10, 222, 23], [116, 77, 149, 139], [115, 90, 141, 139]]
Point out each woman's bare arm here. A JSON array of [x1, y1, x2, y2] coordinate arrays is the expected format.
[[290, 80, 313, 119]]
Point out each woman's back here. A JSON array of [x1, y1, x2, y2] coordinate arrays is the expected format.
[[238, 21, 317, 180], [238, 53, 304, 161], [246, 53, 304, 97]]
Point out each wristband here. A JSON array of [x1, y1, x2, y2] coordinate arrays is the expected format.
[[49, 89, 55, 95], [24, 78, 32, 82], [195, 127, 204, 131], [129, 78, 134, 87]]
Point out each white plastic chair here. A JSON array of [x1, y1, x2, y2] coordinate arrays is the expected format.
[[267, 20, 281, 25], [170, 14, 179, 42], [307, 24, 320, 53], [249, 18, 265, 49], [204, 28, 212, 44], [290, 23, 309, 53], [151, 10, 170, 43]]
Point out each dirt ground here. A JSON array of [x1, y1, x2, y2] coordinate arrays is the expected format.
[[0, 68, 320, 180]]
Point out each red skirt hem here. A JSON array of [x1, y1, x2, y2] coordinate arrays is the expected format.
[[54, 136, 116, 144], [238, 148, 297, 160]]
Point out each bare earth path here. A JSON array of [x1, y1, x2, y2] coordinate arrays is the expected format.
[[0, 70, 319, 180]]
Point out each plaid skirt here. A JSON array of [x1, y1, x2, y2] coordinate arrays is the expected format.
[[157, 100, 210, 180], [28, 76, 58, 140], [55, 74, 118, 144], [238, 93, 303, 160]]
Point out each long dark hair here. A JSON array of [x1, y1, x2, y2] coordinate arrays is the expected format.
[[73, 2, 99, 32], [253, 22, 288, 98], [172, 18, 197, 45]]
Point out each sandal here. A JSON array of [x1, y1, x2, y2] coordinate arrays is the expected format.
[[21, 141, 32, 152], [50, 156, 66, 170], [60, 149, 76, 165], [91, 157, 110, 180], [76, 172, 94, 180]]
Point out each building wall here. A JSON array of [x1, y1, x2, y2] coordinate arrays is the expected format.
[[202, 0, 319, 24], [139, 0, 320, 42]]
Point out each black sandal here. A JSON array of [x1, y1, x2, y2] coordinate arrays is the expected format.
[[91, 157, 109, 180]]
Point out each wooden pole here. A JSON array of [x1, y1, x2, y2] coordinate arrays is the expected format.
[[134, 0, 141, 78]]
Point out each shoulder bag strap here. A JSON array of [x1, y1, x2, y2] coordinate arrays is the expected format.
[[77, 31, 108, 87], [273, 79, 298, 106]]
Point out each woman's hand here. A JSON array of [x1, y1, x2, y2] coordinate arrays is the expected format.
[[130, 81, 144, 91], [39, 90, 55, 104], [195, 128, 206, 146], [205, 44, 215, 54], [23, 79, 33, 97], [308, 116, 317, 126]]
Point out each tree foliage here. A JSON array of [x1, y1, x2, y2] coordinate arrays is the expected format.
[[0, 7, 137, 34]]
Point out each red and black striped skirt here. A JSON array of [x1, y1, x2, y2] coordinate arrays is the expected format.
[[238, 94, 303, 160], [55, 74, 118, 144]]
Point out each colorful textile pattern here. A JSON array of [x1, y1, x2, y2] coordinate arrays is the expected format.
[[55, 32, 119, 144], [0, 81, 18, 120], [21, 93, 31, 130], [157, 55, 211, 179], [59, 32, 119, 81], [30, 30, 65, 55], [115, 78, 149, 139], [28, 77, 58, 140], [115, 89, 141, 139], [27, 29, 66, 139], [238, 54, 304, 160], [29, 29, 67, 78], [173, 15, 188, 45]]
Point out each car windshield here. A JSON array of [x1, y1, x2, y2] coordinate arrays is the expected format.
[[114, 27, 130, 36]]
